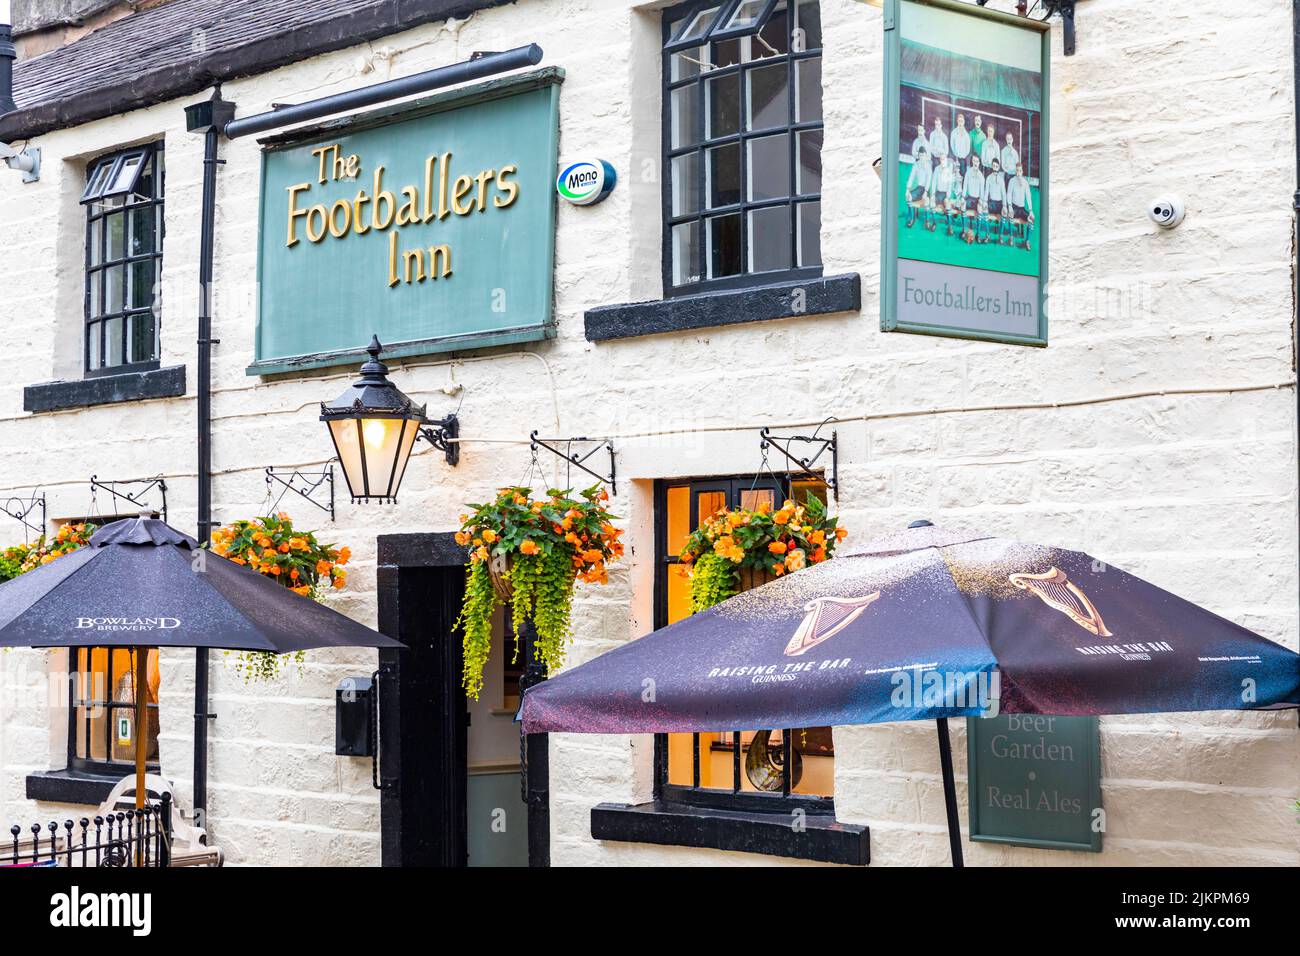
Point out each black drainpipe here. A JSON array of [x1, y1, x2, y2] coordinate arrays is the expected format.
[[185, 90, 236, 821], [182, 42, 542, 826], [0, 15, 16, 115]]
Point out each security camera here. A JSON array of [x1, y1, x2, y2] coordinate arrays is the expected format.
[[1147, 193, 1185, 229], [0, 141, 40, 181]]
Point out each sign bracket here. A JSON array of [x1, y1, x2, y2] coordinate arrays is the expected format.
[[265, 462, 337, 522], [759, 426, 839, 501], [529, 432, 616, 496], [1, 491, 46, 541], [89, 475, 168, 523]]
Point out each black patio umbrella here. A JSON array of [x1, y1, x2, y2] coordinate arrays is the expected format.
[[0, 515, 401, 814]]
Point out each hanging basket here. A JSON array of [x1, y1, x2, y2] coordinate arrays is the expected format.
[[487, 557, 513, 603], [737, 567, 776, 591]]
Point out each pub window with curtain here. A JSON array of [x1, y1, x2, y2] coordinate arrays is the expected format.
[[662, 0, 824, 295], [80, 142, 165, 377], [654, 476, 835, 811]]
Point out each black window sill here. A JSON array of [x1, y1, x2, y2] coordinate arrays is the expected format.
[[24, 364, 186, 413], [584, 273, 861, 342], [25, 769, 132, 805], [590, 800, 870, 865]]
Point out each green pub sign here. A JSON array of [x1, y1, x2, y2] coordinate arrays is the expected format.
[[251, 70, 563, 375], [967, 714, 1102, 852], [881, 0, 1049, 346]]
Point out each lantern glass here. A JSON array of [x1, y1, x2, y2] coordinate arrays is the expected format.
[[328, 415, 420, 501]]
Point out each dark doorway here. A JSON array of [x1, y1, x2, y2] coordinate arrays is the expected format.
[[376, 532, 547, 867]]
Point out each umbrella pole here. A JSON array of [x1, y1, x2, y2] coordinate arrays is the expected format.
[[134, 647, 148, 867], [935, 718, 964, 868]]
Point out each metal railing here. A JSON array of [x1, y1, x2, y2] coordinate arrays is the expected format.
[[5, 794, 171, 868]]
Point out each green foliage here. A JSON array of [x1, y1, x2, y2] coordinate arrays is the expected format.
[[688, 550, 738, 613], [456, 560, 499, 700]]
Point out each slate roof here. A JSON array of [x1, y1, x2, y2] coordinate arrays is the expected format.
[[0, 0, 512, 141]]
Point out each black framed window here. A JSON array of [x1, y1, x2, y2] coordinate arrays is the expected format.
[[68, 647, 160, 775], [82, 143, 164, 377], [652, 475, 835, 815], [662, 0, 824, 297]]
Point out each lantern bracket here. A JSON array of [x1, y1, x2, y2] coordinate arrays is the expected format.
[[0, 491, 46, 541], [417, 414, 460, 467], [266, 462, 336, 521], [759, 425, 838, 501], [529, 432, 617, 496], [89, 475, 168, 522]]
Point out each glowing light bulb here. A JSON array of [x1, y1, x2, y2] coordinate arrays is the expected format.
[[362, 418, 390, 450]]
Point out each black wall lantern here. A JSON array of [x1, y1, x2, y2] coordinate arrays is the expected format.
[[320, 336, 459, 503]]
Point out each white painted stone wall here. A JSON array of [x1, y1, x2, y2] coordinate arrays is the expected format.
[[0, 0, 1296, 866]]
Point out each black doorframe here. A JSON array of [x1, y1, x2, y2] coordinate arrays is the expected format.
[[376, 532, 551, 867]]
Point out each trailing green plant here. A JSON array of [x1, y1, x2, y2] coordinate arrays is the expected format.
[[678, 493, 847, 612], [453, 484, 622, 698]]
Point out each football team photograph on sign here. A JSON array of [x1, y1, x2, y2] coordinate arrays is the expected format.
[[884, 0, 1049, 344]]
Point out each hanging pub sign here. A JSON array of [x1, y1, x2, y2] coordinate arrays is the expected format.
[[881, 0, 1049, 346], [967, 714, 1102, 852], [249, 70, 563, 375]]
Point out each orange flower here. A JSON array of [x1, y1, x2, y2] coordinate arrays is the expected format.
[[597, 488, 609, 501], [834, 527, 848, 542], [565, 532, 580, 545], [785, 548, 806, 572], [812, 547, 827, 563], [263, 548, 277, 559], [768, 541, 788, 555], [582, 549, 604, 564], [337, 546, 351, 564], [316, 559, 333, 574], [455, 531, 472, 546], [481, 529, 497, 544], [519, 540, 540, 556], [473, 546, 489, 563], [278, 543, 290, 553], [332, 575, 346, 589], [290, 568, 300, 580], [808, 530, 826, 546], [292, 585, 311, 597], [772, 563, 786, 576], [773, 510, 792, 526], [268, 565, 282, 576]]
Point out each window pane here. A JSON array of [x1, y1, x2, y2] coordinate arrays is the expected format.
[[795, 57, 821, 122], [87, 321, 102, 369], [672, 5, 721, 44], [108, 154, 143, 194], [747, 132, 790, 201], [671, 152, 701, 216], [130, 205, 155, 256], [709, 37, 742, 69], [89, 219, 102, 266], [670, 47, 703, 82], [755, 4, 789, 56], [129, 259, 155, 310], [670, 86, 700, 149], [671, 220, 701, 286], [746, 60, 788, 130], [707, 213, 742, 278], [797, 129, 822, 194], [793, 0, 821, 52], [106, 212, 126, 261], [697, 490, 727, 523], [723, 0, 770, 32], [105, 266, 124, 314], [707, 143, 740, 208], [104, 316, 124, 367], [797, 200, 821, 267], [128, 313, 156, 364], [666, 485, 691, 555], [706, 73, 740, 138], [739, 487, 777, 511], [132, 153, 155, 202], [81, 159, 115, 203], [88, 270, 102, 318], [748, 205, 792, 273]]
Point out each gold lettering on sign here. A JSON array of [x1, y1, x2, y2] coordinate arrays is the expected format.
[[284, 145, 521, 287]]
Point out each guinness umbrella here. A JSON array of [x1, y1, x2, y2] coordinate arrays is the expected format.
[[0, 515, 401, 818], [523, 522, 1299, 863]]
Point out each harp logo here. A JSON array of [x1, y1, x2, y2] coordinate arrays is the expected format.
[[1009, 567, 1112, 637], [785, 593, 881, 656]]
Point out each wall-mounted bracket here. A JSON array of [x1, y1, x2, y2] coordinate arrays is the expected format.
[[1, 491, 46, 540], [266, 462, 336, 521], [89, 475, 168, 522], [1044, 0, 1077, 55], [760, 426, 839, 501], [417, 413, 460, 467], [529, 432, 617, 496]]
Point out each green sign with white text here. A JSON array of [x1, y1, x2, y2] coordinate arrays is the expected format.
[[251, 70, 562, 375], [967, 714, 1103, 852]]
